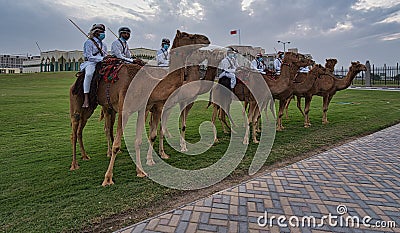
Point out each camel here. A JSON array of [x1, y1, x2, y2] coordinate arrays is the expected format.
[[284, 58, 338, 119], [150, 48, 223, 158], [69, 30, 210, 186], [172, 50, 223, 153], [210, 52, 314, 143], [246, 52, 314, 133], [302, 61, 367, 127]]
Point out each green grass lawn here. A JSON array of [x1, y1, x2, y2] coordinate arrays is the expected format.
[[1, 72, 400, 232]]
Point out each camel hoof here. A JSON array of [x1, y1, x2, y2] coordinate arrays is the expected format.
[[137, 171, 147, 178], [102, 177, 114, 186], [253, 139, 260, 144], [214, 138, 219, 143], [70, 161, 80, 171], [161, 152, 170, 159], [82, 155, 90, 160], [107, 151, 112, 157], [243, 139, 249, 145], [322, 121, 329, 125], [180, 147, 188, 152], [146, 159, 156, 166]]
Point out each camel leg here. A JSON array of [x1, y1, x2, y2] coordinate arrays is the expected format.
[[276, 99, 286, 131], [103, 107, 116, 157], [243, 110, 250, 145], [102, 103, 124, 186], [296, 96, 305, 117], [158, 122, 170, 159], [180, 102, 193, 152], [157, 104, 170, 160], [211, 104, 219, 143], [255, 104, 262, 133], [70, 112, 80, 170], [284, 96, 292, 120], [135, 109, 147, 178], [218, 108, 229, 134], [220, 108, 235, 134], [304, 96, 313, 127], [147, 105, 161, 166], [77, 111, 91, 161], [250, 102, 259, 144], [270, 99, 276, 120], [160, 106, 173, 139], [242, 101, 248, 128], [322, 95, 333, 124]]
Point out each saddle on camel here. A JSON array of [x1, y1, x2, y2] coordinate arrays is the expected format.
[[72, 56, 145, 110]]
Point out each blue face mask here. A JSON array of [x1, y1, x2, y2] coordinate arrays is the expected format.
[[228, 53, 235, 59], [98, 33, 105, 41], [163, 44, 169, 50], [258, 57, 263, 62]]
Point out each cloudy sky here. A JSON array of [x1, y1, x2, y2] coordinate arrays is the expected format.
[[1, 0, 399, 68]]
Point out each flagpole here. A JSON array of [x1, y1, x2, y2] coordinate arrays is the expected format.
[[238, 29, 241, 45]]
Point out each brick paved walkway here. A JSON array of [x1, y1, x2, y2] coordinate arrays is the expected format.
[[116, 124, 400, 233]]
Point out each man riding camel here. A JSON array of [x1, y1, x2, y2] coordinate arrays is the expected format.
[[251, 53, 266, 74], [274, 51, 284, 75], [80, 23, 108, 108], [218, 47, 239, 90], [156, 38, 170, 66], [111, 27, 135, 63]]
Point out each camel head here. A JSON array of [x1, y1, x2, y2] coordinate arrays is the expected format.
[[171, 30, 211, 49], [349, 61, 367, 73], [283, 52, 314, 68], [325, 58, 338, 73]]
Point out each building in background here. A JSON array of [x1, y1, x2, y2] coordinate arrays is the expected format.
[[22, 56, 41, 73], [20, 48, 156, 73], [131, 47, 156, 61], [0, 54, 28, 73], [39, 50, 84, 72]]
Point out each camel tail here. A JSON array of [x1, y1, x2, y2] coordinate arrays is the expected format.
[[99, 108, 104, 121]]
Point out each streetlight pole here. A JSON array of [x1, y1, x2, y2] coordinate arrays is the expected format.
[[277, 40, 290, 52]]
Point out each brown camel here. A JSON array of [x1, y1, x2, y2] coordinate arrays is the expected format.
[[244, 52, 315, 136], [211, 52, 314, 143], [150, 48, 223, 158], [254, 52, 315, 132], [302, 61, 367, 127], [69, 30, 210, 185], [284, 58, 338, 118], [174, 50, 224, 153]]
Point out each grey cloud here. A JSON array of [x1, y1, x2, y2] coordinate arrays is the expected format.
[[0, 0, 399, 67]]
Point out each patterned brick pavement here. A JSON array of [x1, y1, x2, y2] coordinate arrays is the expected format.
[[116, 124, 400, 233]]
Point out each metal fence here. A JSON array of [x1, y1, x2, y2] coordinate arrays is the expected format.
[[334, 63, 400, 87]]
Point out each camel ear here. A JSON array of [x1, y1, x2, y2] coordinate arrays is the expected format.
[[177, 30, 181, 37]]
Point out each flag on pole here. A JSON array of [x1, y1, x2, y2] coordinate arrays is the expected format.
[[230, 29, 241, 45]]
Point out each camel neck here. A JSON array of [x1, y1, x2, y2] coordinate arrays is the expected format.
[[336, 68, 358, 90]]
